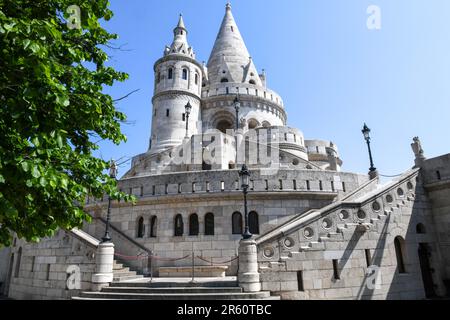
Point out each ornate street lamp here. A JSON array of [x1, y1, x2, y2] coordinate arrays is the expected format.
[[234, 95, 240, 130], [185, 101, 192, 138], [239, 164, 252, 239], [102, 159, 118, 243], [361, 123, 377, 178]]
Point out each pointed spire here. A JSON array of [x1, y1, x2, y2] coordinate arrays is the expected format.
[[176, 14, 186, 30], [206, 3, 261, 86], [164, 14, 195, 58]]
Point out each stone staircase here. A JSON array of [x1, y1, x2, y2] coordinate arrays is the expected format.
[[297, 197, 411, 253], [112, 260, 145, 282], [72, 278, 279, 300]]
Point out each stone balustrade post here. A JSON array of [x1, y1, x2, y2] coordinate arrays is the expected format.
[[91, 242, 114, 292], [237, 239, 261, 292]]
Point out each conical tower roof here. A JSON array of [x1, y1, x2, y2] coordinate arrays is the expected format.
[[163, 14, 195, 59], [206, 3, 261, 86]]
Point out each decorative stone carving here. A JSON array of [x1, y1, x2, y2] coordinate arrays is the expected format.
[[411, 136, 426, 168]]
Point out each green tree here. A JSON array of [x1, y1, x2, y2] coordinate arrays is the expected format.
[[0, 0, 134, 247]]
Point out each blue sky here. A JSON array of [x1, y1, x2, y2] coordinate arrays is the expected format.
[[99, 0, 450, 178]]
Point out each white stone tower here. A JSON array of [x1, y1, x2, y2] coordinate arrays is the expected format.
[[149, 15, 203, 154]]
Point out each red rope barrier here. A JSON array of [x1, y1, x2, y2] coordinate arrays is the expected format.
[[114, 252, 149, 261], [114, 252, 237, 264], [151, 254, 190, 262], [196, 255, 239, 265]]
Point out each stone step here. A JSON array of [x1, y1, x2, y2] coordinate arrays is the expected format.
[[75, 291, 273, 300], [102, 287, 243, 294], [113, 275, 144, 282], [308, 241, 324, 250], [113, 271, 138, 277], [327, 232, 341, 239], [109, 280, 238, 288], [113, 268, 131, 274]]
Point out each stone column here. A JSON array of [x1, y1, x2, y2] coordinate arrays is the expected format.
[[238, 239, 261, 292], [91, 242, 114, 292]]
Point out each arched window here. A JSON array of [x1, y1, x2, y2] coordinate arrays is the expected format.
[[394, 236, 406, 273], [189, 213, 199, 236], [182, 68, 188, 80], [249, 79, 256, 85], [195, 73, 199, 85], [249, 211, 260, 234], [205, 213, 214, 236], [14, 247, 22, 278], [221, 78, 229, 83], [248, 119, 259, 130], [232, 212, 243, 234], [157, 72, 161, 83], [174, 214, 183, 236], [150, 216, 157, 238], [416, 223, 426, 234], [137, 217, 145, 238], [262, 121, 271, 128], [168, 68, 173, 80]]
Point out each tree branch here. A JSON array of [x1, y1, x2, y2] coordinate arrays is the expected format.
[[113, 89, 140, 102]]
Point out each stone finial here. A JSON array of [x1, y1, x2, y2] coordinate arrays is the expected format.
[[411, 136, 426, 168], [239, 117, 247, 129], [226, 2, 232, 11]]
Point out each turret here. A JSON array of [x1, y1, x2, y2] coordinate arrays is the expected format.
[[149, 15, 203, 154], [201, 3, 286, 134]]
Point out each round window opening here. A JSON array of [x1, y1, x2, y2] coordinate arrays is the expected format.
[[407, 181, 414, 190], [263, 247, 275, 258], [339, 210, 350, 220], [292, 159, 300, 166], [322, 218, 333, 230], [386, 194, 394, 203], [303, 227, 314, 239], [372, 201, 381, 212], [284, 237, 295, 248], [397, 188, 404, 197], [357, 210, 366, 220]]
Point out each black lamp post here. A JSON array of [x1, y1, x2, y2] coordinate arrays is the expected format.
[[361, 123, 377, 175], [239, 164, 252, 239], [234, 95, 240, 130], [185, 101, 192, 138], [102, 159, 118, 243]]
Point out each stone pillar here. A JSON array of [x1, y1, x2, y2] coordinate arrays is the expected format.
[[235, 129, 244, 166], [91, 242, 114, 292], [238, 239, 261, 292]]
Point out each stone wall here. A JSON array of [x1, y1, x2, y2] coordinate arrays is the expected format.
[[0, 247, 11, 295], [255, 169, 447, 299], [84, 169, 367, 276], [6, 230, 98, 300], [422, 153, 450, 289]]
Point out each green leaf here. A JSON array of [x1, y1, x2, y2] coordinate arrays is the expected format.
[[49, 179, 56, 188], [0, 174, 5, 184], [56, 94, 69, 107], [39, 176, 47, 187], [21, 162, 30, 172], [29, 42, 40, 54], [3, 23, 15, 31], [60, 177, 68, 190], [23, 39, 31, 50], [56, 135, 63, 148], [31, 166, 41, 178]]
